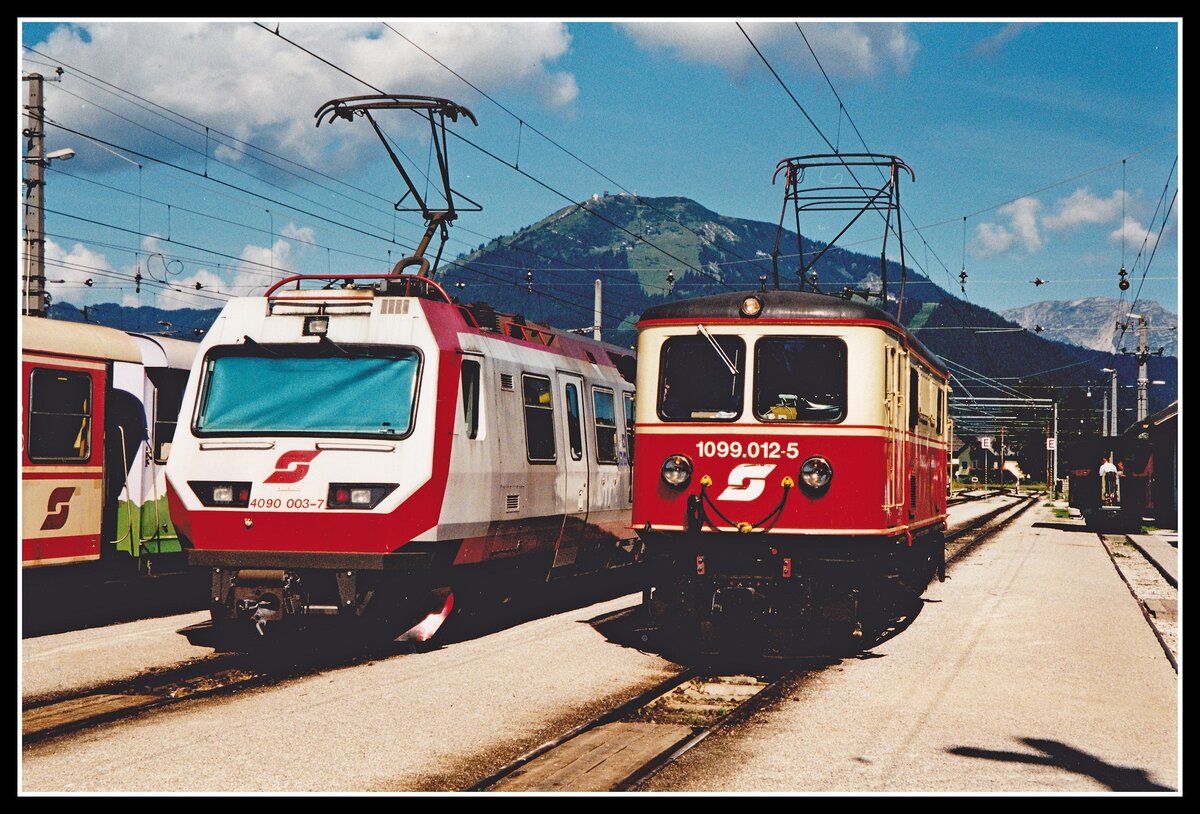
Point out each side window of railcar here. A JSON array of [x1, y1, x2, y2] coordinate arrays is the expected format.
[[461, 359, 481, 440], [593, 387, 618, 465], [564, 383, 583, 461], [623, 392, 635, 463], [658, 335, 745, 421], [753, 337, 846, 423], [149, 368, 189, 463], [27, 368, 92, 461], [909, 367, 920, 430], [522, 374, 556, 463]]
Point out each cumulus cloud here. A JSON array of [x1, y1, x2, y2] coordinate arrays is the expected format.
[[30, 21, 577, 175], [620, 21, 917, 79], [1108, 215, 1172, 251], [228, 237, 301, 295], [972, 23, 1034, 58], [42, 239, 119, 307], [1043, 187, 1125, 231], [972, 197, 1042, 257], [973, 222, 1015, 257], [280, 221, 316, 246]]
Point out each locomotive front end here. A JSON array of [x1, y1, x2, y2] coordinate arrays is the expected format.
[[166, 279, 460, 638], [633, 291, 948, 651]]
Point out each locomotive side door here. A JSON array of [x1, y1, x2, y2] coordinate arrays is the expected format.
[[550, 371, 590, 572]]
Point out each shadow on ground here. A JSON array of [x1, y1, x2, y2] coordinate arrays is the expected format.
[[947, 737, 1174, 792], [585, 580, 928, 672]]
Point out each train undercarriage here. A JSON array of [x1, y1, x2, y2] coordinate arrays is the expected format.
[[641, 529, 945, 656]]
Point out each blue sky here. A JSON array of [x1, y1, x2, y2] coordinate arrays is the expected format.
[[20, 19, 1179, 328]]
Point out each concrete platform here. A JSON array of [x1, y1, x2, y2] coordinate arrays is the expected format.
[[1126, 534, 1178, 587], [641, 502, 1179, 793]]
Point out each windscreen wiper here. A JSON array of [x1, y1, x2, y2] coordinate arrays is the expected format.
[[696, 324, 738, 376]]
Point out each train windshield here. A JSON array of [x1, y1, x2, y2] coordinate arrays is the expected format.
[[658, 335, 745, 421], [753, 337, 846, 423], [195, 345, 421, 437]]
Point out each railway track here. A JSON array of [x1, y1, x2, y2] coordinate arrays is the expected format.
[[469, 492, 1040, 793], [945, 492, 1038, 565], [21, 629, 411, 744], [23, 496, 1038, 755]]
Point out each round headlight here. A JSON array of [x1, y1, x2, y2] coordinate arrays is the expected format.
[[740, 295, 763, 317], [799, 456, 833, 491], [661, 454, 693, 487]]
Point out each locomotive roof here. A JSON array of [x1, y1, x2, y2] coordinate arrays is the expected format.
[[638, 290, 946, 375]]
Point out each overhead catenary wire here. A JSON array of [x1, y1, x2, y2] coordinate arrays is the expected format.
[[384, 22, 774, 283], [30, 30, 668, 320], [254, 22, 733, 292]]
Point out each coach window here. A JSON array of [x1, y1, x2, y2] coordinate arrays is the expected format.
[[909, 367, 920, 430], [593, 388, 618, 464], [28, 369, 92, 462], [753, 337, 846, 423], [565, 382, 583, 461], [658, 335, 745, 421], [623, 392, 635, 462], [461, 359, 481, 440], [148, 368, 189, 463], [522, 374, 556, 462]]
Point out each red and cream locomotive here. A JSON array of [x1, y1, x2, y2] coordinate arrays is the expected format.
[[633, 290, 950, 646], [633, 154, 950, 649]]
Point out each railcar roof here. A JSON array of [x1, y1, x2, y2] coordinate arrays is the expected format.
[[638, 290, 946, 376], [22, 315, 142, 364]]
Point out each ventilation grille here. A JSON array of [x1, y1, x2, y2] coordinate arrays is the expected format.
[[505, 493, 520, 512], [381, 299, 410, 315], [500, 373, 515, 391]]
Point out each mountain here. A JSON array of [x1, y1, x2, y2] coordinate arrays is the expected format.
[[1001, 297, 1177, 358], [45, 302, 215, 340], [46, 195, 1177, 424]]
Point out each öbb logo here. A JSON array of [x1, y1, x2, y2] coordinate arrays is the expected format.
[[717, 464, 777, 502], [265, 450, 322, 484], [40, 486, 77, 531]]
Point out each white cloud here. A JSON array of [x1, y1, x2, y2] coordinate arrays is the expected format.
[[1043, 187, 1124, 231], [228, 238, 299, 295], [973, 222, 1015, 257], [1001, 197, 1042, 251], [32, 21, 578, 174], [280, 222, 316, 246], [1110, 216, 1150, 250], [972, 197, 1042, 257], [42, 239, 118, 307], [620, 21, 917, 79], [972, 23, 1034, 58]]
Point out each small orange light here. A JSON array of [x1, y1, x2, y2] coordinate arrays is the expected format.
[[696, 555, 705, 575]]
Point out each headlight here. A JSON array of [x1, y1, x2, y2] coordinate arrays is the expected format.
[[661, 454, 693, 488], [740, 295, 763, 317], [189, 481, 252, 508], [327, 483, 398, 509], [799, 456, 833, 492]]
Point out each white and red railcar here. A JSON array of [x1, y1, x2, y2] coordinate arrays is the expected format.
[[165, 274, 637, 637], [632, 290, 950, 644]]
